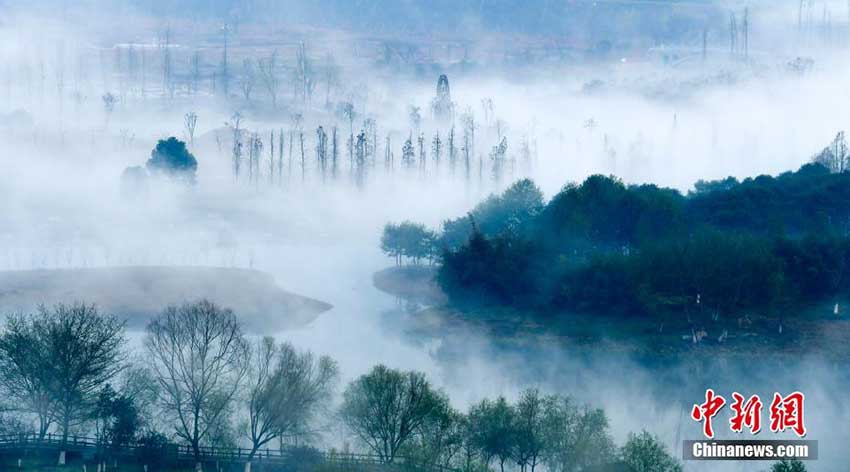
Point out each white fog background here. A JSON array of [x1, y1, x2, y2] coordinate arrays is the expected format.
[[1, 1, 848, 470]]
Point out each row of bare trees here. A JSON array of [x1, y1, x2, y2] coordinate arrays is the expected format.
[[0, 301, 337, 471], [223, 111, 535, 189]]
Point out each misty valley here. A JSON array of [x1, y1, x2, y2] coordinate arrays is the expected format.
[[0, 1, 847, 472]]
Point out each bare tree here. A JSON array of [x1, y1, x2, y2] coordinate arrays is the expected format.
[[409, 106, 422, 136], [257, 50, 280, 109], [228, 112, 243, 180], [240, 59, 256, 103], [145, 300, 249, 469], [189, 50, 202, 95], [338, 102, 356, 166], [323, 52, 339, 107], [221, 24, 230, 97], [268, 131, 275, 184], [243, 338, 338, 460], [332, 126, 339, 178], [448, 126, 457, 174], [316, 126, 328, 179], [184, 112, 198, 149], [294, 42, 313, 103], [159, 26, 174, 99], [278, 128, 285, 185], [461, 111, 476, 181]]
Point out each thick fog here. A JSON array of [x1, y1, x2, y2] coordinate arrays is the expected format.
[[1, 1, 849, 470]]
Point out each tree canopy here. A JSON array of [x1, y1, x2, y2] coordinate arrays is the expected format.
[[146, 137, 198, 181], [420, 163, 850, 325]]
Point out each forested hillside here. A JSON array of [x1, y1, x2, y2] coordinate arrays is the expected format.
[[386, 163, 850, 328]]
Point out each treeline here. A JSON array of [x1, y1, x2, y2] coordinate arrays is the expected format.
[[0, 300, 683, 472], [384, 162, 850, 326]]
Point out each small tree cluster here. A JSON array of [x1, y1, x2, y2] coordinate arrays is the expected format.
[[381, 221, 437, 265]]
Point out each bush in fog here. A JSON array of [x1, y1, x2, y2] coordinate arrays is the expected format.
[[146, 136, 198, 182], [120, 165, 149, 198]]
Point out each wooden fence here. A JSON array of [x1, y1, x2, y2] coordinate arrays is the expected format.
[[0, 433, 457, 472]]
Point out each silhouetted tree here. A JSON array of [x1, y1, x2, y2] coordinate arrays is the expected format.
[[146, 137, 198, 182], [340, 365, 443, 463], [145, 300, 249, 469], [243, 337, 338, 459], [621, 431, 682, 472]]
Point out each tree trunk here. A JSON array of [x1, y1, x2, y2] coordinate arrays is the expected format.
[[59, 407, 70, 465]]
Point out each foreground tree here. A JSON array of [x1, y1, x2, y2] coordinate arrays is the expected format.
[[0, 314, 54, 438], [244, 337, 338, 459], [542, 398, 616, 472], [514, 389, 554, 472], [403, 395, 463, 468], [620, 431, 682, 472], [145, 300, 249, 470], [771, 459, 807, 472], [340, 365, 443, 463], [0, 304, 125, 463], [91, 384, 142, 448], [468, 397, 516, 472]]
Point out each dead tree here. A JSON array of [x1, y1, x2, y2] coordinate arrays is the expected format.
[[355, 131, 367, 187], [269, 131, 275, 184], [184, 112, 198, 149], [418, 133, 426, 174], [316, 126, 328, 180], [228, 112, 243, 180], [448, 126, 457, 174], [385, 135, 393, 172], [240, 59, 256, 103], [257, 50, 280, 108], [332, 126, 339, 179], [221, 24, 230, 96], [431, 133, 442, 167], [145, 300, 249, 470], [278, 129, 284, 185]]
